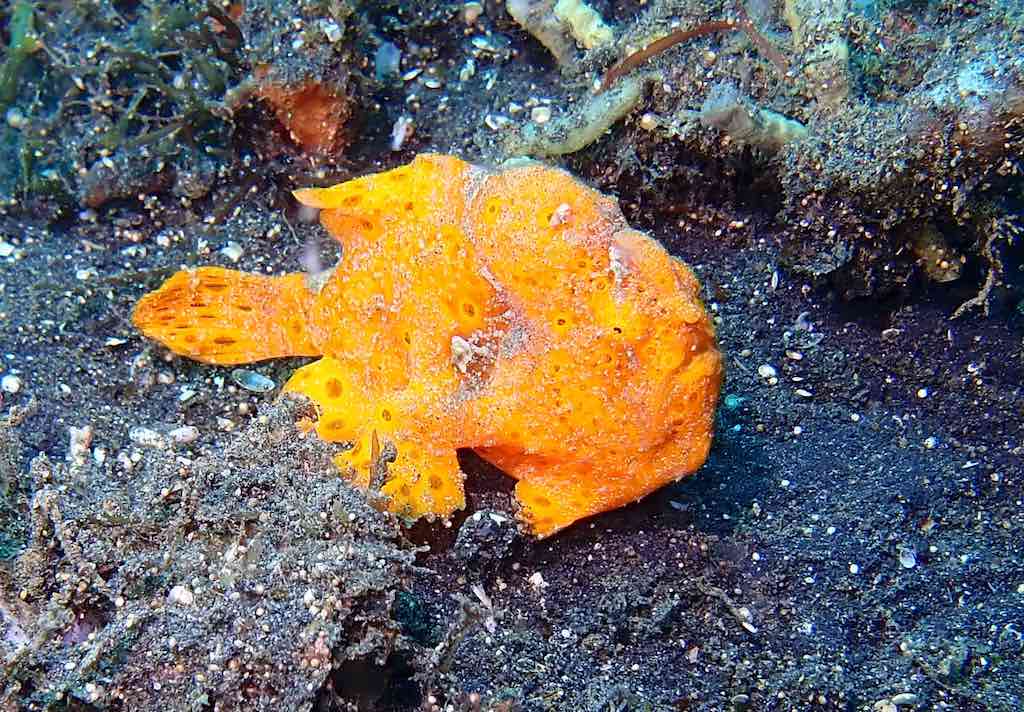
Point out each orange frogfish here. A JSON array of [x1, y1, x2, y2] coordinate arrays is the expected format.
[[133, 154, 723, 537]]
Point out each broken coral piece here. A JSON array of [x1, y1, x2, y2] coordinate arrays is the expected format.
[[553, 0, 614, 49], [517, 76, 643, 156], [133, 154, 723, 537], [254, 66, 352, 154], [507, 0, 613, 67]]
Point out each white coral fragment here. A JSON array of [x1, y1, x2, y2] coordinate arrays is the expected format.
[[553, 0, 613, 49]]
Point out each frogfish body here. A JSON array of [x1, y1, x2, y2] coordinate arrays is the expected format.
[[133, 154, 723, 537]]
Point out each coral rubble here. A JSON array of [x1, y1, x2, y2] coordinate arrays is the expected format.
[[2, 397, 414, 711], [507, 0, 613, 67]]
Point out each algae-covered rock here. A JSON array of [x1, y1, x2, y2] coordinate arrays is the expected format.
[[2, 396, 416, 711]]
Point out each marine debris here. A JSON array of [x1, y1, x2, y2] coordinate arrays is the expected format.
[[133, 154, 723, 537], [253, 70, 354, 156]]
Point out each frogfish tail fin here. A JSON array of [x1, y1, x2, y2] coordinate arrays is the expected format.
[[132, 266, 320, 364]]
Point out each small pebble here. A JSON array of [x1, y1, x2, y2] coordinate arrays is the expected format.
[[168, 425, 199, 445], [1, 374, 22, 393], [530, 106, 552, 124], [220, 241, 243, 262], [231, 368, 275, 393], [167, 585, 195, 606], [0, 241, 14, 257], [723, 393, 743, 409], [757, 364, 777, 379], [5, 107, 26, 129], [891, 693, 919, 706], [898, 548, 917, 569], [484, 113, 510, 130], [462, 1, 483, 24], [129, 426, 166, 449], [320, 19, 342, 43], [639, 112, 658, 130], [391, 115, 414, 151]]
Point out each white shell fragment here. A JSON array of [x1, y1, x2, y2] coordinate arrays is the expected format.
[[220, 241, 244, 262], [129, 426, 166, 449], [231, 369, 276, 393], [167, 585, 195, 606], [1, 374, 22, 393], [168, 426, 199, 445]]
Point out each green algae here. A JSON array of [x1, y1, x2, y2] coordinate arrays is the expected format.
[[0, 1, 40, 109]]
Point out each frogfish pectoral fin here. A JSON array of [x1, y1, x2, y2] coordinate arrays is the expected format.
[[132, 266, 320, 364], [326, 438, 464, 521], [378, 443, 465, 520], [284, 355, 466, 520]]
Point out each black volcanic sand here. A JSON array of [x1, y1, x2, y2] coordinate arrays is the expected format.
[[1, 183, 1021, 711], [1, 0, 1023, 710]]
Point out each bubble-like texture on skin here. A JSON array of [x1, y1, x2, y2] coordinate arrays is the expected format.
[[133, 154, 723, 537]]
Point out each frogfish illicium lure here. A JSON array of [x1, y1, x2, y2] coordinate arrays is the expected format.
[[133, 154, 723, 537]]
